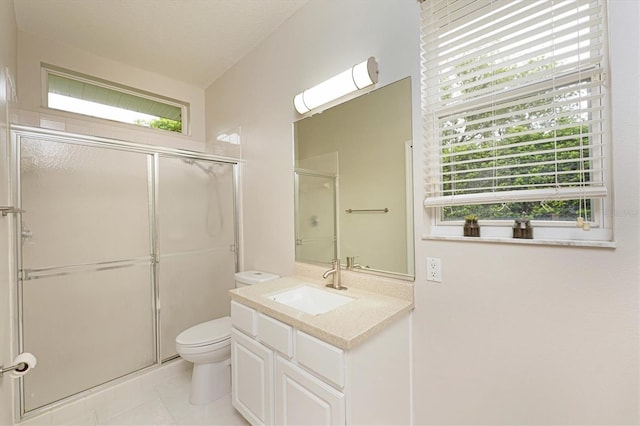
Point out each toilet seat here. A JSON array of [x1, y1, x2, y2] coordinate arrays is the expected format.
[[176, 316, 231, 348]]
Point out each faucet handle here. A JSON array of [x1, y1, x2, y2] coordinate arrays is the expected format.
[[346, 256, 362, 270]]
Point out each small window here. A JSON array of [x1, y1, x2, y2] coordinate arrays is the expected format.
[[43, 64, 188, 134]]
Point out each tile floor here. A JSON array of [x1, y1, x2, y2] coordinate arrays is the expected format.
[[18, 360, 248, 426]]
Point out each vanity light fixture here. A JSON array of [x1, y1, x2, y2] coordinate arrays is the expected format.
[[293, 57, 379, 114]]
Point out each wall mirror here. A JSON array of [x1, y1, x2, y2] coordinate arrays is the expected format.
[[294, 77, 414, 279]]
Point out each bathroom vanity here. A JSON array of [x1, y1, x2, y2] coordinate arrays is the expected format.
[[229, 269, 413, 425]]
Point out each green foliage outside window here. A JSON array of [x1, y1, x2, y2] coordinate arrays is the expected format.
[[135, 117, 182, 133], [442, 118, 592, 221]]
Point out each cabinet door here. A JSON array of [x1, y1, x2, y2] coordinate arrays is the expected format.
[[275, 356, 345, 426], [231, 329, 273, 425]]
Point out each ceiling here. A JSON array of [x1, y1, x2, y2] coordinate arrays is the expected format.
[[13, 0, 309, 88]]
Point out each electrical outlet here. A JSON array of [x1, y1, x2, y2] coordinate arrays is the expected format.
[[426, 257, 442, 282]]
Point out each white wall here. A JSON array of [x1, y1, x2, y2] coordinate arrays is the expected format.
[[413, 2, 639, 423], [16, 30, 207, 149], [205, 0, 639, 424], [0, 0, 18, 423], [4, 24, 210, 424], [205, 0, 422, 276]]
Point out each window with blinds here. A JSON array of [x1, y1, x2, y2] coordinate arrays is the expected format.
[[421, 0, 611, 241]]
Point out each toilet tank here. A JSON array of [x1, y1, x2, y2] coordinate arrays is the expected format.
[[235, 270, 280, 288]]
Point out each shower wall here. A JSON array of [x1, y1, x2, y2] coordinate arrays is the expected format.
[[13, 129, 237, 415]]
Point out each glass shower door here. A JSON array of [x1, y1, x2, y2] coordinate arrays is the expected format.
[[157, 157, 237, 360], [18, 136, 155, 412], [294, 171, 337, 264]]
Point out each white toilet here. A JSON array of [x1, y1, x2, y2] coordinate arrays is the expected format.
[[175, 270, 279, 405]]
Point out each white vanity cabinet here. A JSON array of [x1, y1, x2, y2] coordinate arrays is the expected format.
[[230, 300, 411, 426], [231, 328, 274, 425], [275, 356, 345, 425]]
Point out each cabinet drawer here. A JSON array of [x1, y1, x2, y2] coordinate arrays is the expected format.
[[231, 300, 257, 336], [258, 313, 294, 358], [295, 331, 345, 388]]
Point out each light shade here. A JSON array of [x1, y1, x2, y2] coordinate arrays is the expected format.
[[294, 57, 378, 114]]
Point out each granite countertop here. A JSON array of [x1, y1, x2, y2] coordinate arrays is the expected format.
[[229, 273, 414, 350]]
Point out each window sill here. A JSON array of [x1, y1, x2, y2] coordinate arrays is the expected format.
[[422, 234, 617, 249]]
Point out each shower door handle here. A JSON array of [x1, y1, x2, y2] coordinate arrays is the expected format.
[[0, 206, 25, 216]]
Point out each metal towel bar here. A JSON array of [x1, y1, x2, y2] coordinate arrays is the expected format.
[[345, 208, 389, 213]]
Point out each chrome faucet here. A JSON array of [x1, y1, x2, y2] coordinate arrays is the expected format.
[[322, 259, 346, 290]]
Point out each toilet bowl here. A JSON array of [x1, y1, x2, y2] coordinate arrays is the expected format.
[[176, 317, 232, 405], [175, 270, 279, 405]]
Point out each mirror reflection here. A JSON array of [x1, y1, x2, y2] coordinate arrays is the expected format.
[[294, 77, 414, 278]]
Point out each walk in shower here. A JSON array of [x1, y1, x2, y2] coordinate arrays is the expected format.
[[9, 126, 238, 417]]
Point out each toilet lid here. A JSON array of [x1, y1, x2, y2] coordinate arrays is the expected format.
[[176, 316, 231, 347]]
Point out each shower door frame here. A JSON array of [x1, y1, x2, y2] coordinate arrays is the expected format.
[[9, 125, 240, 420]]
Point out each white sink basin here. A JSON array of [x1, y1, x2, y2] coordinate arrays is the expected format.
[[266, 285, 354, 315]]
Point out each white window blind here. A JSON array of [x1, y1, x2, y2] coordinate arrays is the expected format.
[[422, 0, 608, 208]]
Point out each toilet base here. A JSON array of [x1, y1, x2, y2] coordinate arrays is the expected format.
[[189, 359, 231, 405]]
